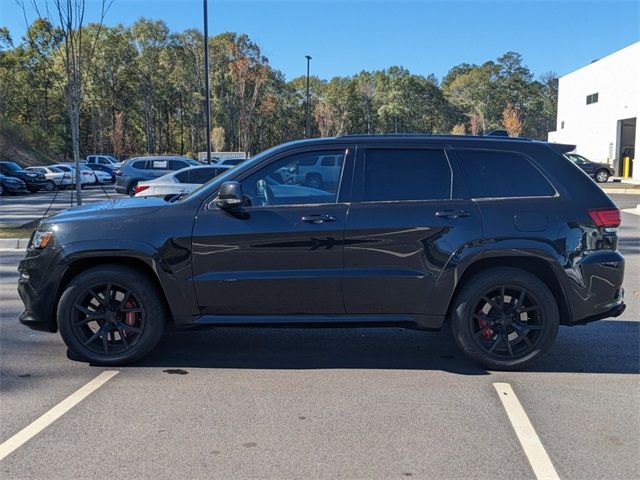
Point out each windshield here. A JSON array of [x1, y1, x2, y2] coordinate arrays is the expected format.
[[3, 162, 22, 172]]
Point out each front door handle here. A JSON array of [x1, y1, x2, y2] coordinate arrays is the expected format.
[[435, 210, 470, 219], [301, 214, 337, 224]]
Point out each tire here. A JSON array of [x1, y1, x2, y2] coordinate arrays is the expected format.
[[0, 183, 4, 196], [595, 169, 610, 183], [44, 180, 56, 192], [450, 267, 559, 371], [57, 265, 167, 365], [27, 186, 39, 193], [128, 183, 137, 196], [306, 173, 323, 189]]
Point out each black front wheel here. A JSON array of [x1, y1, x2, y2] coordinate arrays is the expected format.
[[57, 265, 167, 365], [450, 267, 559, 370]]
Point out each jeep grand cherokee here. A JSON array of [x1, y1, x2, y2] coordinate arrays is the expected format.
[[17, 135, 625, 370]]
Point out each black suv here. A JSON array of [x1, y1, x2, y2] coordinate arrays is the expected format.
[[0, 161, 47, 192], [17, 135, 625, 370]]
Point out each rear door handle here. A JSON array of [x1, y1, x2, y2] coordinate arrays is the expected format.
[[435, 210, 470, 219], [301, 214, 337, 224]]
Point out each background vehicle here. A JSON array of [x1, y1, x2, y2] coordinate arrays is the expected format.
[[18, 135, 625, 371], [565, 153, 615, 183], [25, 166, 65, 191], [115, 156, 200, 195], [0, 173, 27, 195], [85, 154, 122, 169], [85, 163, 116, 183], [90, 168, 113, 184], [134, 165, 231, 197], [0, 161, 47, 192], [54, 164, 95, 187], [213, 158, 246, 167]]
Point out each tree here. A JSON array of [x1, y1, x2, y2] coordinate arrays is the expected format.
[[502, 102, 523, 137], [211, 126, 225, 151], [19, 0, 111, 204]]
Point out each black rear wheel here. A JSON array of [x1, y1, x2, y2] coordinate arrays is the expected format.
[[58, 265, 166, 365], [450, 267, 559, 370]]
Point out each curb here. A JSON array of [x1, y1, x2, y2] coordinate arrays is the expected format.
[[0, 238, 29, 250], [602, 188, 640, 195]]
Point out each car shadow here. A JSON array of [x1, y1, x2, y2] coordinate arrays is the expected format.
[[130, 320, 639, 375]]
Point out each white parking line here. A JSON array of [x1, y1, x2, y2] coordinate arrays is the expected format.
[[0, 370, 119, 461], [494, 383, 560, 480]]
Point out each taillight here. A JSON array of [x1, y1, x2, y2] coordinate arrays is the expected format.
[[134, 185, 150, 194], [82, 171, 90, 176], [587, 208, 621, 228]]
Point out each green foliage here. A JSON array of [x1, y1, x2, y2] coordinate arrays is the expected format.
[[1, 20, 557, 161]]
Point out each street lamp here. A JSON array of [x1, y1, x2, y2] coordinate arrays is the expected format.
[[203, 0, 212, 164], [305, 55, 312, 139]]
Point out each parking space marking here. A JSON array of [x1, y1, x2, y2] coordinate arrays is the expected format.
[[0, 370, 119, 461], [494, 383, 560, 480], [621, 208, 640, 216]]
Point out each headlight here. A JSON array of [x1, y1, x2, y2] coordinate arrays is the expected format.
[[32, 230, 54, 249]]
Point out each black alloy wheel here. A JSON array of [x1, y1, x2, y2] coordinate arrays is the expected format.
[[58, 265, 166, 365], [450, 267, 559, 370], [69, 282, 145, 356]]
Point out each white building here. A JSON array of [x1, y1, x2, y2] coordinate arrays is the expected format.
[[548, 41, 639, 180]]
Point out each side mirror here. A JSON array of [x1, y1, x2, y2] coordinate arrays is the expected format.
[[214, 181, 244, 209]]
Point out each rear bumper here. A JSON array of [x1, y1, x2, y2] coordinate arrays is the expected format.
[[573, 301, 625, 325], [563, 250, 626, 324]]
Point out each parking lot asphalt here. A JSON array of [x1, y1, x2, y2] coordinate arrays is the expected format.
[[0, 185, 117, 225], [0, 195, 638, 479]]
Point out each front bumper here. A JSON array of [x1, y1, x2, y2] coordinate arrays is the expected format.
[[17, 247, 62, 333], [3, 182, 28, 193]]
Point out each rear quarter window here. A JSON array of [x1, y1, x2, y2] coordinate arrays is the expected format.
[[456, 149, 555, 198]]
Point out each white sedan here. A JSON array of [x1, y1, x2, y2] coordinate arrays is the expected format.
[[25, 166, 67, 191], [134, 165, 231, 197], [55, 164, 96, 186]]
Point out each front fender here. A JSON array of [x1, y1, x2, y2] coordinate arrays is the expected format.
[[56, 238, 200, 321]]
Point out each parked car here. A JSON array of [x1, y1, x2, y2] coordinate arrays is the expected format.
[[214, 158, 246, 167], [25, 166, 65, 191], [115, 156, 200, 195], [565, 153, 615, 183], [85, 154, 122, 169], [134, 165, 231, 197], [91, 168, 113, 184], [0, 161, 47, 192], [55, 164, 95, 187], [84, 163, 116, 183], [17, 135, 625, 370], [0, 173, 28, 195]]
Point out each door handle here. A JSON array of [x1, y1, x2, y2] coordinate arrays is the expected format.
[[435, 210, 470, 219], [301, 214, 337, 224]]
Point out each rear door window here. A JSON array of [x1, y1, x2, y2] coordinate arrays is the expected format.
[[456, 150, 555, 198], [362, 149, 451, 202]]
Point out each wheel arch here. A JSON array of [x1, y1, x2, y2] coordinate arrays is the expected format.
[[51, 255, 172, 331], [444, 255, 572, 326]]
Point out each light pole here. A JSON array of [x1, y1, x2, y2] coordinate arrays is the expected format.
[[305, 55, 312, 138], [203, 0, 212, 164]]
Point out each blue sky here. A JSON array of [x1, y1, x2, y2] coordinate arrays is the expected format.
[[2, 0, 639, 81]]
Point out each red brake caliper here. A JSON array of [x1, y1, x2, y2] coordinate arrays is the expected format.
[[124, 300, 138, 332], [478, 314, 494, 339]]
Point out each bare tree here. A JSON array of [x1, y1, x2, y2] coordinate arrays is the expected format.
[[19, 0, 111, 204]]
